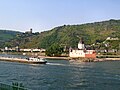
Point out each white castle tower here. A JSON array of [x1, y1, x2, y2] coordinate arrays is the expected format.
[[78, 38, 85, 50]]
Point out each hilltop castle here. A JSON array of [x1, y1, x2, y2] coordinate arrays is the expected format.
[[25, 28, 33, 34]]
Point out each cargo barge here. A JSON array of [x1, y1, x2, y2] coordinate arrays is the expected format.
[[0, 56, 47, 64]]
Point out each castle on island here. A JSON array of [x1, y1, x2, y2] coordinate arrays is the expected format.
[[69, 38, 96, 58]]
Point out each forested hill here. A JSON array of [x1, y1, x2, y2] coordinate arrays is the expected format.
[[0, 30, 22, 48], [3, 19, 120, 49]]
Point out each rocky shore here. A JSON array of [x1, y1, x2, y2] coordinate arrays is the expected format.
[[69, 58, 120, 63]]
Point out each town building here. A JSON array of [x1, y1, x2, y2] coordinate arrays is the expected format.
[[106, 37, 119, 40], [69, 38, 96, 58], [20, 48, 46, 52]]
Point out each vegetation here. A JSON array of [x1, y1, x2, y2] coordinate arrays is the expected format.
[[0, 30, 22, 48], [0, 30, 39, 48], [18, 19, 120, 49], [0, 82, 27, 90], [0, 19, 120, 51], [45, 43, 64, 56], [12, 82, 26, 90]]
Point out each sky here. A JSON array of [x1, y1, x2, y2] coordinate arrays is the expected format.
[[0, 0, 120, 32]]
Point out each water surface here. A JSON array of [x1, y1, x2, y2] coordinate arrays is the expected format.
[[0, 55, 120, 90]]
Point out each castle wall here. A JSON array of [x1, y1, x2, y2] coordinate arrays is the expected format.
[[69, 50, 85, 58], [69, 50, 96, 58], [85, 50, 96, 58]]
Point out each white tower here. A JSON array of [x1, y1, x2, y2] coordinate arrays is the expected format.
[[78, 38, 85, 50]]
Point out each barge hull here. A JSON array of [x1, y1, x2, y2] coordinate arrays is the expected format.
[[0, 57, 47, 64]]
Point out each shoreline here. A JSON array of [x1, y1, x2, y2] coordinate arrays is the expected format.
[[69, 58, 120, 63], [0, 52, 120, 62], [0, 55, 120, 63], [102, 58, 120, 61], [38, 55, 120, 62], [38, 56, 69, 60], [1, 52, 120, 61]]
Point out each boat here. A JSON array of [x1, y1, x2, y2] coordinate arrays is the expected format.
[[0, 56, 47, 64], [26, 57, 47, 64]]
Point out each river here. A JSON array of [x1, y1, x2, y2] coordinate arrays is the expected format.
[[0, 54, 120, 90]]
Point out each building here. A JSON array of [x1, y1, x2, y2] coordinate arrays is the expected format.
[[25, 28, 33, 34], [106, 37, 119, 40], [20, 48, 46, 52], [69, 38, 96, 58]]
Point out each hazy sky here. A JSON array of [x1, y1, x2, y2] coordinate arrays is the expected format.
[[0, 0, 120, 32]]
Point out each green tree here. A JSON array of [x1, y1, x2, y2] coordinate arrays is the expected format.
[[45, 43, 64, 56]]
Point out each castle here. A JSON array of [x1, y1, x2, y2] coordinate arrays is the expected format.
[[69, 38, 96, 58], [25, 28, 33, 34]]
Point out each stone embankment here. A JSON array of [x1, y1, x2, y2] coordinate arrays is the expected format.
[[69, 57, 120, 63], [38, 55, 120, 62]]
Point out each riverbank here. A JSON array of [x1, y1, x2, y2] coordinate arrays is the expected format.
[[83, 58, 119, 62], [38, 56, 69, 60], [68, 58, 120, 64], [38, 55, 120, 62], [0, 52, 120, 62]]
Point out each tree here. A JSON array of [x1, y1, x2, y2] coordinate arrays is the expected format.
[[45, 43, 64, 56]]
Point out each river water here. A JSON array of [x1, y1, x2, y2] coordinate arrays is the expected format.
[[0, 54, 120, 90]]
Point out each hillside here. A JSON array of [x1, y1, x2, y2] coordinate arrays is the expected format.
[[3, 19, 120, 49], [0, 30, 22, 48]]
